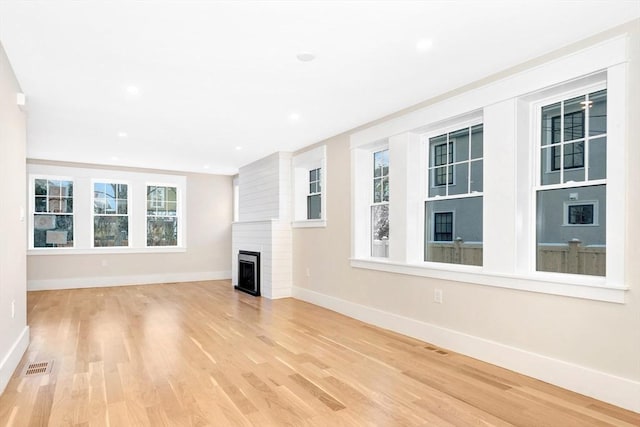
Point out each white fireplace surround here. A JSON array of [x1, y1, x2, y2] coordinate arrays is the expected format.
[[231, 152, 293, 299]]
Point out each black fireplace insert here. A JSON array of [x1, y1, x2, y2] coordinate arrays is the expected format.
[[236, 250, 260, 296]]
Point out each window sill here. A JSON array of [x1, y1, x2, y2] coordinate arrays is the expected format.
[[28, 247, 187, 255], [292, 219, 327, 229], [350, 258, 627, 304]]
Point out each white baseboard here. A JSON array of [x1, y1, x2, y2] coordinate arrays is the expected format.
[[0, 326, 29, 395], [267, 287, 293, 299], [292, 286, 640, 413], [27, 271, 231, 291]]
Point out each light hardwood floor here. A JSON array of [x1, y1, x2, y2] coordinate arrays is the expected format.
[[0, 280, 637, 426]]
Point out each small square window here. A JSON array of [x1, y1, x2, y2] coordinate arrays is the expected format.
[[568, 204, 594, 225]]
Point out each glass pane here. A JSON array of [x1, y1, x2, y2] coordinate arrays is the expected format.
[[541, 147, 560, 185], [428, 168, 447, 197], [564, 96, 585, 141], [450, 128, 469, 162], [167, 187, 177, 202], [470, 124, 483, 159], [166, 201, 177, 215], [563, 142, 585, 183], [449, 164, 468, 196], [33, 214, 74, 248], [588, 137, 606, 180], [307, 194, 321, 220], [382, 177, 389, 202], [48, 181, 62, 197], [589, 90, 606, 136], [35, 196, 47, 212], [35, 179, 48, 196], [373, 178, 382, 203], [373, 150, 389, 178], [117, 200, 128, 215], [147, 217, 178, 246], [371, 204, 389, 258], [104, 183, 115, 198], [541, 102, 561, 146], [425, 198, 482, 266], [470, 160, 483, 193], [536, 185, 605, 276], [60, 197, 73, 214], [94, 216, 129, 247], [429, 134, 447, 167], [117, 184, 128, 199]]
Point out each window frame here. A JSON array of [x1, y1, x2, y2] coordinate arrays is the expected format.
[[564, 200, 598, 226], [532, 81, 607, 278], [371, 148, 390, 258], [30, 175, 76, 250], [91, 179, 131, 248], [432, 211, 454, 242], [27, 164, 187, 254], [349, 37, 628, 303], [292, 145, 327, 228], [145, 183, 181, 248]]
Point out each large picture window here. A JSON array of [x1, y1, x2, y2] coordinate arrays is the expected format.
[[371, 149, 389, 257], [93, 182, 129, 247], [147, 185, 178, 247], [537, 88, 606, 276], [425, 124, 483, 266], [33, 178, 74, 248]]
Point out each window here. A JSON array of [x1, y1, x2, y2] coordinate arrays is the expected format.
[[292, 145, 326, 227], [93, 182, 129, 247], [537, 88, 606, 276], [307, 167, 321, 220], [425, 124, 483, 266], [566, 202, 596, 225], [432, 140, 454, 186], [146, 185, 178, 247], [433, 212, 453, 241], [371, 149, 389, 257], [33, 178, 74, 248]]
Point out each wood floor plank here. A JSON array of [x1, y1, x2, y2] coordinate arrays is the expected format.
[[0, 280, 637, 426]]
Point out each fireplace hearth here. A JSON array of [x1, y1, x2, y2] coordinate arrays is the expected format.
[[236, 250, 260, 296]]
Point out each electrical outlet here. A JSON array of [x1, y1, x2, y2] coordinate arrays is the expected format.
[[11, 300, 15, 318], [306, 268, 311, 277], [434, 289, 443, 304], [101, 259, 108, 267]]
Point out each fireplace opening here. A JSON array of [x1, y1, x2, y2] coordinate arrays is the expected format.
[[236, 250, 260, 296]]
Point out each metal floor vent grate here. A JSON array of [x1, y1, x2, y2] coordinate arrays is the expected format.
[[23, 360, 53, 376]]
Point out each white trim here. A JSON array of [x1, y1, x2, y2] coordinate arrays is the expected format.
[[266, 287, 293, 299], [292, 287, 639, 412], [27, 270, 231, 291], [350, 36, 626, 148], [349, 258, 626, 303], [28, 246, 186, 255], [292, 219, 327, 228], [0, 326, 29, 395]]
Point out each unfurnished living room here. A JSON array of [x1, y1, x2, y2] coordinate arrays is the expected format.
[[1, 1, 639, 426]]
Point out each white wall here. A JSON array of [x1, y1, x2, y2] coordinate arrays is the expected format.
[[291, 21, 640, 412], [0, 42, 29, 394]]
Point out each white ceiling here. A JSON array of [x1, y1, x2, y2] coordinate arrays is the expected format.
[[1, 1, 638, 175]]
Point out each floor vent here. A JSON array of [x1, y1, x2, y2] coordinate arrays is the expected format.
[[23, 360, 53, 376]]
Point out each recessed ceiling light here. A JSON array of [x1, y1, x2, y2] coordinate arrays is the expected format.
[[289, 113, 300, 121], [235, 146, 242, 151], [203, 164, 210, 169], [117, 131, 128, 138], [126, 85, 140, 96], [296, 52, 316, 62], [111, 156, 119, 161], [416, 39, 433, 52]]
